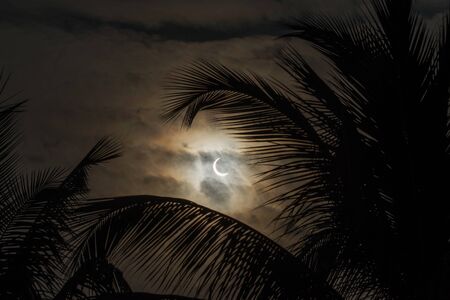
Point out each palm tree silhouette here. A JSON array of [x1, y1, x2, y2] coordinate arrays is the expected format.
[[0, 73, 207, 299], [68, 195, 339, 299], [159, 0, 450, 298], [0, 68, 126, 298]]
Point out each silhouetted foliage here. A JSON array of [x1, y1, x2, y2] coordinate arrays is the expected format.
[[2, 0, 449, 299], [92, 293, 199, 300], [163, 0, 450, 298], [69, 195, 339, 299], [0, 72, 133, 299], [2, 72, 308, 300]]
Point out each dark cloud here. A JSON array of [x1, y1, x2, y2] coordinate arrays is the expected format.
[[5, 0, 407, 44], [200, 177, 231, 206], [0, 6, 281, 42]]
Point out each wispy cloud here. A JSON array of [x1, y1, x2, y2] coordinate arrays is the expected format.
[[0, 6, 281, 42]]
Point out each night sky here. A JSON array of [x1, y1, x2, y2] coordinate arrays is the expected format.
[[1, 0, 448, 235]]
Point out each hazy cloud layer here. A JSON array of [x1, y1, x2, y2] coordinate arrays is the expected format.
[[200, 177, 231, 206], [0, 7, 282, 42]]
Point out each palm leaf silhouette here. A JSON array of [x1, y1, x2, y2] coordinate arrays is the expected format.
[[92, 293, 198, 300], [0, 70, 25, 195], [0, 77, 127, 299], [163, 0, 450, 298], [54, 258, 131, 300], [70, 195, 340, 299], [0, 137, 122, 298], [0, 73, 206, 300]]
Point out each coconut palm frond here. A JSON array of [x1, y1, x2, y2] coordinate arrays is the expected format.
[[0, 138, 122, 298], [0, 71, 25, 194], [91, 293, 200, 300], [54, 258, 131, 300], [70, 195, 341, 300], [58, 137, 122, 202], [444, 12, 450, 151], [162, 1, 450, 298], [162, 62, 343, 279], [163, 61, 328, 152], [0, 169, 67, 297], [162, 32, 397, 300], [162, 61, 334, 204]]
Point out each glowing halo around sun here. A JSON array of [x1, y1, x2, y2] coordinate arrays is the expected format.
[[213, 158, 229, 177]]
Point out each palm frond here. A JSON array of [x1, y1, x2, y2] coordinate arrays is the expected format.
[[162, 62, 345, 278], [426, 11, 450, 148], [58, 137, 122, 201], [0, 71, 25, 194], [285, 10, 387, 58], [445, 12, 450, 151], [364, 0, 413, 55], [70, 195, 341, 300], [0, 138, 122, 298], [0, 169, 66, 297], [162, 51, 405, 297], [161, 1, 450, 297], [162, 60, 336, 205], [163, 61, 329, 152], [54, 258, 131, 300], [92, 293, 199, 300]]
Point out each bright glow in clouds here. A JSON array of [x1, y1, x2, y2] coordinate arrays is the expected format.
[[154, 125, 259, 214]]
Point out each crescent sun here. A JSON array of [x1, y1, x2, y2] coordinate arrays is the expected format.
[[213, 158, 229, 177]]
